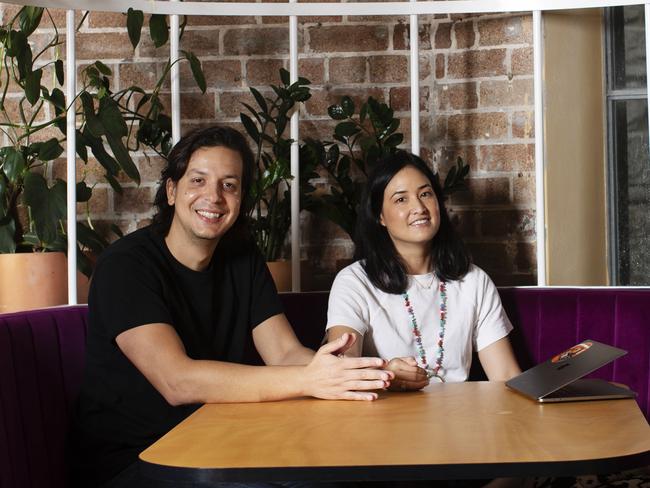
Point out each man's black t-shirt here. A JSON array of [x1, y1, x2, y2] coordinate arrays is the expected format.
[[71, 225, 283, 486]]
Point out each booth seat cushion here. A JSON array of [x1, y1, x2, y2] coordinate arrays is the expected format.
[[0, 305, 88, 488]]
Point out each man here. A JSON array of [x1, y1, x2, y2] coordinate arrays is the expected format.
[[71, 126, 393, 488]]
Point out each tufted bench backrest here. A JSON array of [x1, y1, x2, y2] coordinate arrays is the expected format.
[[0, 306, 88, 488]]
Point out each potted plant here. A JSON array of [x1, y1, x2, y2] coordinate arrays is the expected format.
[[0, 7, 205, 312], [303, 96, 470, 243], [239, 68, 318, 290]]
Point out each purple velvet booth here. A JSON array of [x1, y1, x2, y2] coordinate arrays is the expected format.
[[0, 288, 648, 488]]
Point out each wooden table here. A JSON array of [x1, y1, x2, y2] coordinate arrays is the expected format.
[[140, 382, 650, 483]]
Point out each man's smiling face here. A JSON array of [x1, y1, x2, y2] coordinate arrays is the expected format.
[[166, 145, 243, 246]]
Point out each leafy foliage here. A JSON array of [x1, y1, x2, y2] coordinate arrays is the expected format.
[[0, 7, 206, 274], [303, 97, 470, 241], [239, 69, 318, 261]]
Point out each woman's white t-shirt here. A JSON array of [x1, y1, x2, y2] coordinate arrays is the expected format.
[[326, 262, 513, 383]]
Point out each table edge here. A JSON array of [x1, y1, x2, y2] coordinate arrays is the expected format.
[[140, 449, 650, 483]]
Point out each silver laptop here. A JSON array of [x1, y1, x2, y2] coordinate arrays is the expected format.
[[505, 340, 637, 403]]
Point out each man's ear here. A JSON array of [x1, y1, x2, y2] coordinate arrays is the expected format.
[[166, 178, 176, 206]]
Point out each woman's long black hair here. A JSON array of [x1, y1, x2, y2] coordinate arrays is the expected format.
[[355, 150, 471, 294]]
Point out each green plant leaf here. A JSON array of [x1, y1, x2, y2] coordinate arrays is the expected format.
[[81, 92, 105, 137], [240, 113, 260, 142], [77, 221, 108, 254], [241, 103, 262, 124], [105, 172, 123, 195], [75, 130, 88, 162], [37, 138, 64, 161], [94, 60, 112, 76], [23, 174, 66, 245], [149, 14, 169, 48], [5, 30, 26, 57], [1, 147, 26, 182], [106, 133, 140, 184], [55, 59, 64, 86], [383, 133, 403, 148], [82, 128, 119, 176], [335, 121, 360, 138], [98, 97, 128, 137], [18, 7, 43, 37], [181, 50, 206, 93], [250, 87, 268, 113], [341, 96, 355, 117], [127, 8, 144, 49], [328, 104, 347, 121], [76, 181, 92, 202], [0, 220, 16, 253], [24, 68, 42, 105], [279, 68, 290, 86]]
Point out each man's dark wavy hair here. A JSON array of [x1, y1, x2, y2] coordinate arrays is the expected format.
[[355, 150, 471, 294], [152, 125, 255, 239]]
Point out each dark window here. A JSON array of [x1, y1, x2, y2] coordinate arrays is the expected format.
[[607, 6, 650, 285]]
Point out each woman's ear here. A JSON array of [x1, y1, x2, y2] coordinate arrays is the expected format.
[[166, 178, 176, 206], [379, 213, 386, 227]]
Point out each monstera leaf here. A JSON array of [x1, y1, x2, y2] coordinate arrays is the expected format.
[[23, 173, 66, 246]]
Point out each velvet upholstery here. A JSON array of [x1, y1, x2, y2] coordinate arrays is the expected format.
[[0, 288, 648, 488], [0, 305, 88, 488]]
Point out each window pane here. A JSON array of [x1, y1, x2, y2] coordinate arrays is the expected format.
[[612, 5, 647, 90], [613, 99, 650, 285]]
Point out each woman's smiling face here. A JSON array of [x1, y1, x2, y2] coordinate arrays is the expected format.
[[379, 165, 440, 254]]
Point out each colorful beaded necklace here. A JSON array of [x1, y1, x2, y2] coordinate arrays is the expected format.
[[402, 279, 447, 382]]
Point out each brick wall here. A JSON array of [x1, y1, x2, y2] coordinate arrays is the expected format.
[[0, 4, 537, 288]]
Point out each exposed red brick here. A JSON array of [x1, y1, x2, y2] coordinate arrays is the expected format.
[[78, 187, 109, 214], [87, 11, 127, 28], [176, 30, 221, 57], [305, 87, 385, 117], [180, 92, 216, 119], [219, 90, 262, 118], [465, 241, 513, 277], [329, 57, 367, 84], [180, 59, 242, 89], [435, 53, 445, 79], [512, 111, 534, 138], [434, 22, 452, 49], [479, 144, 534, 172], [52, 158, 106, 186], [515, 242, 536, 273], [187, 15, 256, 26], [511, 47, 533, 76], [512, 171, 536, 204], [299, 58, 325, 84], [246, 59, 285, 85], [448, 210, 478, 238], [368, 55, 409, 83], [447, 112, 508, 141], [451, 176, 511, 206], [437, 82, 478, 110], [478, 15, 532, 46], [437, 145, 479, 174], [224, 28, 295, 55], [308, 25, 389, 53], [119, 62, 160, 91], [479, 209, 535, 238], [393, 23, 432, 50], [454, 21, 475, 49], [479, 79, 533, 108], [76, 32, 134, 61], [389, 86, 429, 112], [113, 186, 154, 213], [448, 49, 507, 79]]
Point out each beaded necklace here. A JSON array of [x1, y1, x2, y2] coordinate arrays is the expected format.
[[402, 280, 447, 382]]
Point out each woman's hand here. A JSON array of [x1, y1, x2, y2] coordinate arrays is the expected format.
[[302, 333, 394, 401], [385, 357, 429, 391]]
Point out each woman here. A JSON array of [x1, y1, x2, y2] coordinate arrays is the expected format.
[[327, 151, 521, 391]]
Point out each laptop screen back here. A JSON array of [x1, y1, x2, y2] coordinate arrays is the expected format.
[[505, 340, 627, 400]]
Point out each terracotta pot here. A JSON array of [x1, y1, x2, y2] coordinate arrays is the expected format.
[[0, 252, 90, 314], [266, 260, 292, 292]]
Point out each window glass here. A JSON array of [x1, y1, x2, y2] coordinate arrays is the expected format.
[[612, 5, 647, 90]]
